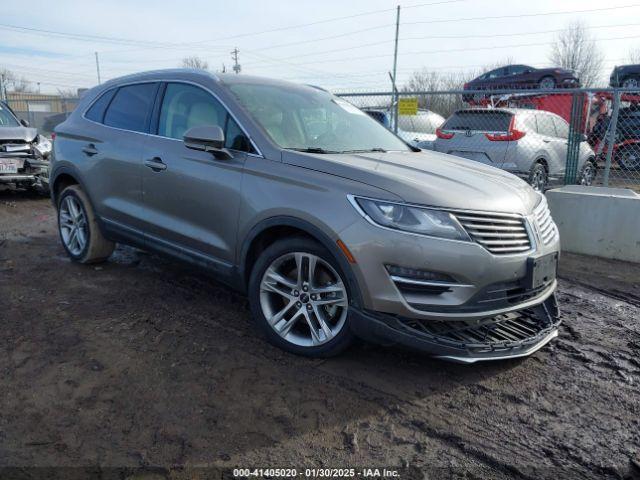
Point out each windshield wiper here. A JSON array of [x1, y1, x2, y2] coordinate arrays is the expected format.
[[286, 147, 339, 154], [340, 148, 388, 153]]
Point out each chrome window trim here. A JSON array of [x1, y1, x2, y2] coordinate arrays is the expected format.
[[81, 78, 264, 158], [389, 275, 474, 289]]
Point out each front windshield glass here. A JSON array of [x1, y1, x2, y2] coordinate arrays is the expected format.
[[0, 104, 19, 127], [229, 83, 410, 153]]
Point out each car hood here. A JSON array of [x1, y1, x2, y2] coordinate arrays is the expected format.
[[282, 150, 540, 215], [0, 126, 37, 142]]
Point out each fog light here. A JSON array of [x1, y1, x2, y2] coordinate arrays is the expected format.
[[385, 265, 456, 283]]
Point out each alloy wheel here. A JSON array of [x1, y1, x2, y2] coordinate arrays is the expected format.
[[259, 252, 348, 347], [59, 196, 88, 256], [622, 77, 639, 89], [539, 77, 555, 89], [530, 166, 547, 191], [620, 150, 640, 170], [580, 163, 596, 185]]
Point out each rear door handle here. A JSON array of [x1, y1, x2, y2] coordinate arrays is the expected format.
[[144, 157, 167, 172], [82, 143, 98, 156]]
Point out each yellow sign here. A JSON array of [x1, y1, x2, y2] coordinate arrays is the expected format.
[[398, 97, 418, 115]]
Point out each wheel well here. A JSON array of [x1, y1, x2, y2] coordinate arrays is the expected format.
[[243, 225, 316, 286], [52, 173, 79, 205], [535, 159, 549, 172]]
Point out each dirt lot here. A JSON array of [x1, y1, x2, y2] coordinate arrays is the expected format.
[[1, 188, 639, 479]]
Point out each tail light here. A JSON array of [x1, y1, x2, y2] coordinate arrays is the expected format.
[[436, 128, 454, 140], [51, 132, 56, 141], [463, 82, 469, 89], [485, 116, 526, 142]]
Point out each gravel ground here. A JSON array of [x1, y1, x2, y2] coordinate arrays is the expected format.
[[1, 188, 639, 479]]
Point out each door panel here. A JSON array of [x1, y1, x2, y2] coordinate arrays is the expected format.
[[140, 82, 249, 265], [82, 82, 158, 233], [141, 137, 245, 263]]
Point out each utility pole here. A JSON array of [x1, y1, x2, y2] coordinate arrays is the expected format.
[[391, 5, 401, 133], [95, 51, 102, 84], [231, 48, 241, 74]]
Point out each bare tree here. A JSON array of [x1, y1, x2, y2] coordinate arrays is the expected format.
[[628, 48, 640, 63], [0, 68, 35, 93], [402, 59, 515, 117], [549, 21, 604, 87], [180, 56, 209, 70]]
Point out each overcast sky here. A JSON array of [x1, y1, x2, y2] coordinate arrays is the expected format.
[[1, 0, 639, 93]]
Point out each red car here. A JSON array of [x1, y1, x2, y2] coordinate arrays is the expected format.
[[463, 64, 580, 102]]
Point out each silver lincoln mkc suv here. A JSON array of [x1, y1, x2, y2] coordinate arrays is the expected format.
[[50, 69, 560, 363]]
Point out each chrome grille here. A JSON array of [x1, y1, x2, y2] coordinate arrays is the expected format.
[[454, 211, 532, 254], [534, 198, 557, 245]]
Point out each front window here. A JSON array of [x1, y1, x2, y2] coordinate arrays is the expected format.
[[157, 82, 254, 152], [0, 104, 19, 127], [229, 83, 410, 153]]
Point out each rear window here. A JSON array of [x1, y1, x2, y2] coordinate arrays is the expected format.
[[398, 113, 443, 134], [104, 83, 158, 133], [85, 88, 116, 123], [443, 111, 512, 132]]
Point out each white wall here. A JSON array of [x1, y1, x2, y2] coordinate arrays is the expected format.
[[546, 186, 640, 263]]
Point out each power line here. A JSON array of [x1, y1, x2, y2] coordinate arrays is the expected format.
[[249, 34, 640, 67], [245, 22, 640, 66], [0, 0, 465, 55], [403, 3, 640, 26]]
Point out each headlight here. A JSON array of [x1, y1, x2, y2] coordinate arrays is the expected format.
[[352, 197, 471, 241], [34, 135, 52, 156]]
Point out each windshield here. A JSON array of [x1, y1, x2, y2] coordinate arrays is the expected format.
[[229, 83, 410, 153], [0, 104, 19, 127]]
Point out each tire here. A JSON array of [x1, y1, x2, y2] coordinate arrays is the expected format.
[[248, 237, 354, 357], [578, 160, 597, 186], [617, 145, 640, 170], [622, 77, 639, 89], [539, 76, 556, 89], [528, 162, 548, 192], [57, 185, 114, 263]]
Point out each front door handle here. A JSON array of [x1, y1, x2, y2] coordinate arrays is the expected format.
[[144, 157, 167, 172], [82, 143, 98, 156]]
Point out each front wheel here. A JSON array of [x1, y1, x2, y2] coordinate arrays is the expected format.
[[248, 237, 354, 357], [622, 77, 639, 89], [528, 162, 548, 192]]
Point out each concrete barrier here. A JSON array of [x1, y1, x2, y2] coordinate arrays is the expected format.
[[546, 185, 640, 263]]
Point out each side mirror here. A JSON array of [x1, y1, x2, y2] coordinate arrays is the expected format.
[[20, 119, 29, 127], [183, 125, 232, 159]]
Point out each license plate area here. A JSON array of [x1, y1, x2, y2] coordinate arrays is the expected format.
[[526, 253, 558, 290], [0, 159, 18, 174]]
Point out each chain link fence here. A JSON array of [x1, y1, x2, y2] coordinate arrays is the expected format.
[[3, 92, 80, 135], [336, 88, 640, 191]]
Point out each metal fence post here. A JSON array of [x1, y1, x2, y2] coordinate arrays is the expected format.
[[603, 90, 621, 187], [564, 92, 584, 185]]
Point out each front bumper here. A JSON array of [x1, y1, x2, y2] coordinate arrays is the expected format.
[[349, 293, 560, 363]]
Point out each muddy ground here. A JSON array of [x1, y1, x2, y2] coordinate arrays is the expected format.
[[0, 188, 639, 479]]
